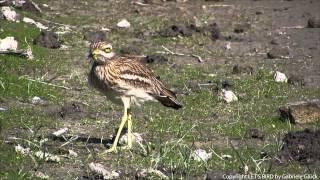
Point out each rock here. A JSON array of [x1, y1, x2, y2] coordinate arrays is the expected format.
[[0, 107, 6, 111], [232, 64, 254, 74], [307, 17, 320, 28], [119, 132, 143, 145], [15, 144, 30, 156], [234, 23, 251, 33], [1, 6, 17, 21], [274, 71, 288, 83], [31, 96, 45, 105], [142, 54, 168, 64], [279, 129, 320, 165], [288, 75, 305, 86], [89, 162, 119, 179], [244, 128, 264, 140], [0, 36, 18, 51], [83, 31, 106, 43], [117, 19, 131, 28], [267, 47, 289, 59], [279, 99, 320, 124], [191, 149, 212, 162], [33, 31, 61, 49], [219, 89, 238, 103], [23, 17, 48, 30]]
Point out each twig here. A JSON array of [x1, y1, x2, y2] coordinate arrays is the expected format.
[[41, 18, 76, 29], [21, 76, 72, 90], [157, 46, 204, 63], [29, 0, 42, 14], [132, 1, 149, 6]]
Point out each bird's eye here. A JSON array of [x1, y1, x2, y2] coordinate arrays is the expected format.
[[104, 47, 111, 53]]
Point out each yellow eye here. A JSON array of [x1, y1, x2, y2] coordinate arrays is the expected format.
[[104, 47, 111, 53]]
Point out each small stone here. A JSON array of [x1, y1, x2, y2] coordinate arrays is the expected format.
[[33, 31, 61, 49], [279, 99, 320, 124], [307, 17, 320, 28], [15, 144, 30, 156], [274, 71, 288, 83], [191, 149, 212, 162], [0, 36, 18, 51], [31, 96, 45, 104], [267, 47, 289, 59], [219, 89, 238, 103], [68, 149, 78, 157], [117, 19, 131, 28], [0, 107, 6, 111], [1, 6, 17, 21]]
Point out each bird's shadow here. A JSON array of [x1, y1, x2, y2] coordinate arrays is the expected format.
[[47, 128, 128, 148]]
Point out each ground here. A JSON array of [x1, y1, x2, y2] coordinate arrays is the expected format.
[[0, 0, 320, 179]]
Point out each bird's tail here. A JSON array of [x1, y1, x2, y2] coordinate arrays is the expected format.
[[154, 88, 182, 110]]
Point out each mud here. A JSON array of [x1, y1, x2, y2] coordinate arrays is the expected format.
[[279, 129, 320, 165]]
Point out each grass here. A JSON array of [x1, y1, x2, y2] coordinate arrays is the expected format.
[[1, 2, 320, 179]]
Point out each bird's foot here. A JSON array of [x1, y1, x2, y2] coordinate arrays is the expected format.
[[98, 147, 118, 157]]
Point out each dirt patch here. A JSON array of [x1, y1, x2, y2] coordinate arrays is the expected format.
[[34, 31, 62, 49], [142, 54, 168, 64], [279, 129, 320, 165], [158, 24, 197, 37], [244, 128, 265, 140]]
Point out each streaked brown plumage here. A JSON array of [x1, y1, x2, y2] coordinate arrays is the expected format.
[[88, 41, 182, 153]]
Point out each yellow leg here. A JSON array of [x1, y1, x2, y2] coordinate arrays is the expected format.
[[127, 111, 132, 149], [119, 109, 133, 150], [100, 108, 128, 154]]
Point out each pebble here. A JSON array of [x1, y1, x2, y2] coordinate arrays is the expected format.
[[1, 6, 17, 21], [219, 89, 238, 103], [117, 19, 131, 28], [274, 71, 288, 83], [191, 149, 212, 162], [0, 36, 18, 51]]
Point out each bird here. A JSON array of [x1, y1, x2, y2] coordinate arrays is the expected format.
[[88, 41, 182, 153]]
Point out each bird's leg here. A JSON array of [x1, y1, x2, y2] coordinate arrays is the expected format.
[[101, 108, 128, 154], [119, 108, 133, 150], [127, 110, 132, 149]]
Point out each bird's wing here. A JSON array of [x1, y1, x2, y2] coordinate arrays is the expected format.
[[112, 58, 182, 109]]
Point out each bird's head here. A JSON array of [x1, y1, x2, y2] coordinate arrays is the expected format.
[[89, 41, 115, 64]]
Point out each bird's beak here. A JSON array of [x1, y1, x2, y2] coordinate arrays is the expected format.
[[91, 49, 99, 60]]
